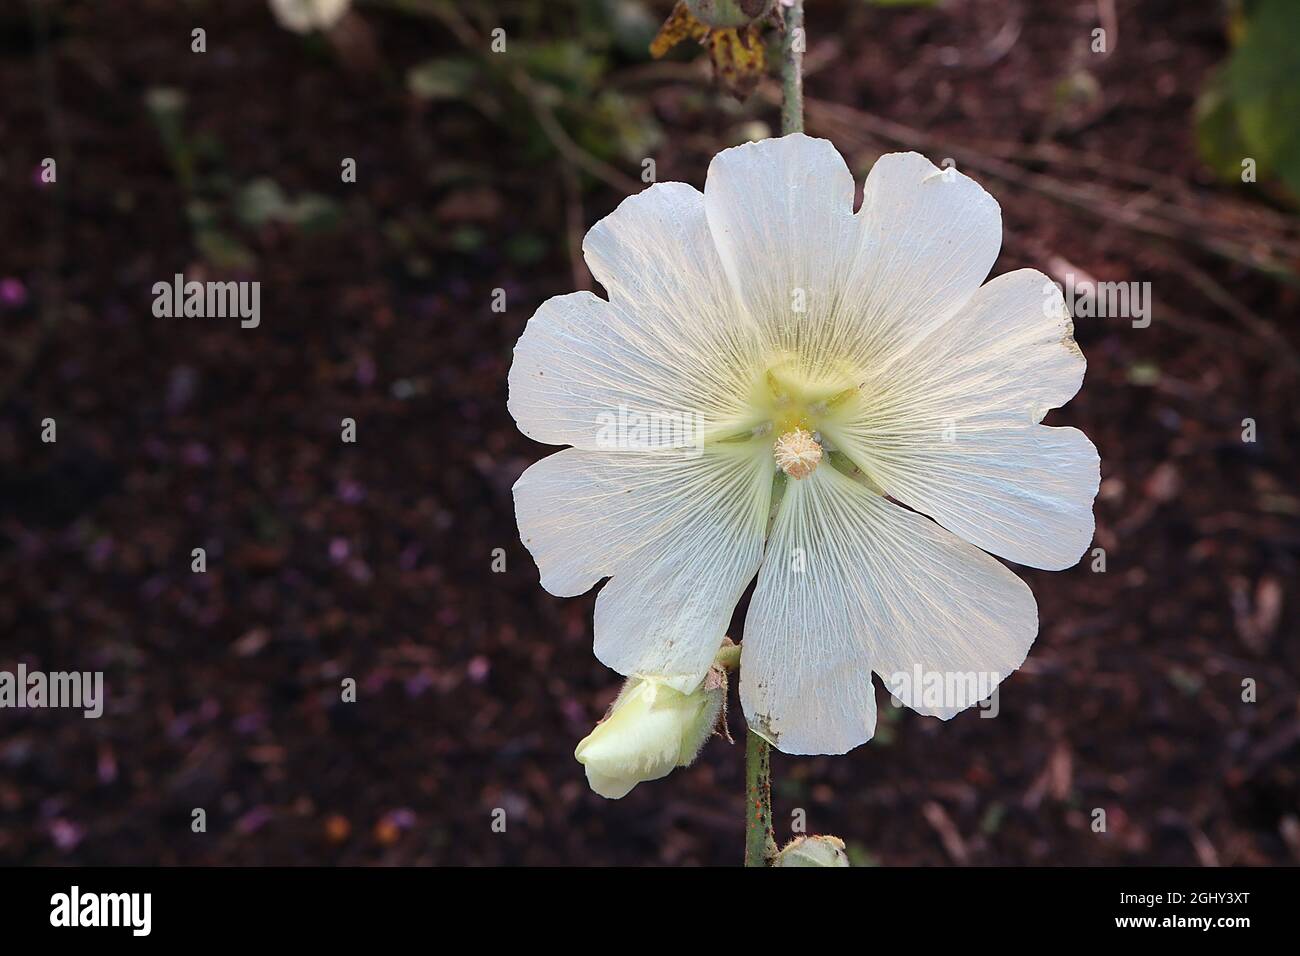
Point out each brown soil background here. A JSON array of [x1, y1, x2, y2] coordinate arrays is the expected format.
[[0, 0, 1296, 865]]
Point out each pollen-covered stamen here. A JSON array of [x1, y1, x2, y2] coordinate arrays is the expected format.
[[773, 427, 822, 479]]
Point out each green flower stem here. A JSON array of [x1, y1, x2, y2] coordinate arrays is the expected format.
[[781, 0, 805, 136], [740, 0, 806, 870], [744, 730, 778, 866]]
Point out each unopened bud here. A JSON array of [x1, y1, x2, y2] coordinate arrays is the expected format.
[[772, 835, 850, 867], [575, 668, 726, 799], [269, 0, 350, 34]]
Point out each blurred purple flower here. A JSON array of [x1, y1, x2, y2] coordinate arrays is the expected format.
[[0, 277, 27, 308], [336, 479, 366, 504], [49, 819, 85, 851]]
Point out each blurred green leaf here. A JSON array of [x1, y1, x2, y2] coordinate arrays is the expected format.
[[505, 233, 548, 265], [235, 178, 291, 227], [846, 842, 880, 866], [1197, 0, 1300, 199], [1126, 361, 1161, 387], [185, 198, 217, 231], [287, 195, 343, 232], [195, 228, 255, 270], [145, 87, 193, 189], [1195, 67, 1252, 183], [518, 40, 608, 95], [407, 57, 481, 101], [979, 801, 1006, 836], [578, 90, 665, 164], [586, 0, 660, 58], [1167, 666, 1204, 697], [1226, 0, 1300, 196], [236, 178, 342, 232], [1052, 70, 1101, 109], [774, 776, 808, 801], [450, 226, 486, 253]]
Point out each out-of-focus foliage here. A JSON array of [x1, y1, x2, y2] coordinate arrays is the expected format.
[[406, 0, 666, 167], [235, 178, 342, 232], [145, 86, 341, 269], [1197, 0, 1300, 199], [407, 57, 481, 101]]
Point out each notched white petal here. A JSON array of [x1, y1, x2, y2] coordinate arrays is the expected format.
[[861, 492, 1040, 720], [704, 133, 860, 372], [740, 470, 878, 756], [824, 267, 1099, 570], [507, 291, 635, 449], [507, 182, 758, 450], [742, 466, 1039, 754], [836, 151, 1003, 368], [514, 448, 771, 690], [582, 182, 729, 319]]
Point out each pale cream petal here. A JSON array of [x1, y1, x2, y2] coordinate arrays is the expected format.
[[822, 268, 1100, 570], [703, 141, 1001, 380], [703, 133, 860, 379], [514, 447, 772, 690], [837, 151, 1003, 368], [742, 465, 1038, 754], [740, 468, 877, 756], [508, 183, 759, 449]]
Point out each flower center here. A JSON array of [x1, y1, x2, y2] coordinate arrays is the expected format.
[[773, 427, 822, 479], [704, 357, 861, 472]]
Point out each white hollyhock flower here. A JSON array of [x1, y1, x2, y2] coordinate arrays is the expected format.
[[269, 0, 350, 34], [510, 134, 1099, 756]]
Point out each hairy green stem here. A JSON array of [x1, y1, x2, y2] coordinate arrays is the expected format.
[[743, 730, 778, 866], [781, 0, 805, 136], [740, 0, 807, 870], [715, 641, 742, 671]]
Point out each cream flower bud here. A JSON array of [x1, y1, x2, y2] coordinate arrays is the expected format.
[[269, 0, 350, 34], [575, 669, 726, 799], [772, 835, 851, 867]]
